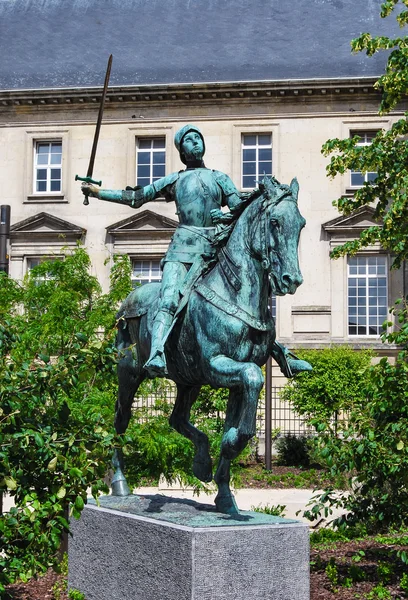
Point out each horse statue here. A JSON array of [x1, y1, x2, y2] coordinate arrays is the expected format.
[[111, 176, 306, 514]]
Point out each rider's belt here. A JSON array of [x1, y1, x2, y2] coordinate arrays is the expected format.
[[163, 225, 216, 264], [195, 283, 274, 332]]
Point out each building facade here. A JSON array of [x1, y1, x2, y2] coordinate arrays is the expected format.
[[1, 0, 406, 384]]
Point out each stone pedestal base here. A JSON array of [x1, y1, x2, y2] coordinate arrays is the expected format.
[[69, 495, 309, 600]]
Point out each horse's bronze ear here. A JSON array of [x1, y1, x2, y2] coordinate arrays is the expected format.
[[262, 176, 275, 194], [290, 177, 299, 201]]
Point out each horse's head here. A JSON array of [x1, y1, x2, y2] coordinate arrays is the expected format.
[[250, 176, 306, 296]]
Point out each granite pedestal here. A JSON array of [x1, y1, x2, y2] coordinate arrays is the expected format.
[[69, 494, 310, 600]]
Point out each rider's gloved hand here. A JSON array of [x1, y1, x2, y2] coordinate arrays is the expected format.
[[210, 209, 233, 225], [81, 182, 99, 198]]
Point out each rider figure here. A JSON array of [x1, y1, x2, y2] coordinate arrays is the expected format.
[[82, 124, 311, 378]]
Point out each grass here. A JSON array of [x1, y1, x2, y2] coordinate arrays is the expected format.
[[236, 460, 349, 490]]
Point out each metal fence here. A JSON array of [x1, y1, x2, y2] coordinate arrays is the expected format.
[[132, 382, 311, 445], [256, 386, 312, 438]]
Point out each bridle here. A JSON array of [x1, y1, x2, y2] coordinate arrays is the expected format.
[[255, 186, 295, 271]]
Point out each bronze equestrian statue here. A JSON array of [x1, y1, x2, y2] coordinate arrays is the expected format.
[[82, 124, 311, 514]]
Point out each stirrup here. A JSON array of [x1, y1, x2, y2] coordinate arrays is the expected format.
[[144, 351, 168, 377]]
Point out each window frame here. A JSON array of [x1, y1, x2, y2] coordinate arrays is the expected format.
[[135, 137, 166, 188], [339, 119, 390, 196], [347, 254, 388, 338], [349, 130, 379, 189], [126, 126, 173, 195], [26, 256, 62, 282], [131, 257, 162, 288], [232, 122, 279, 192], [24, 129, 70, 203], [241, 133, 273, 190], [33, 141, 63, 195]]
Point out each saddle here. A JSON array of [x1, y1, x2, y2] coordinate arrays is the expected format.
[[116, 253, 215, 335]]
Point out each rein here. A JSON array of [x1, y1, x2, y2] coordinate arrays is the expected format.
[[194, 185, 295, 332], [195, 282, 274, 331]]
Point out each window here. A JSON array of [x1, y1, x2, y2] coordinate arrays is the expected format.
[[269, 295, 277, 321], [131, 259, 162, 287], [27, 256, 61, 283], [136, 138, 166, 187], [348, 256, 387, 336], [350, 130, 378, 187], [242, 134, 272, 189], [34, 141, 62, 193]]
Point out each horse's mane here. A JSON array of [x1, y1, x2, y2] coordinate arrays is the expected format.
[[213, 176, 296, 249]]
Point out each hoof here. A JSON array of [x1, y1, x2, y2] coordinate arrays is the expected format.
[[111, 469, 131, 496], [215, 493, 239, 515], [287, 358, 313, 376], [193, 456, 213, 483]]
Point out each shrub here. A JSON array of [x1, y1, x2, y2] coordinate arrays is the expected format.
[[281, 346, 373, 432], [0, 249, 131, 591], [251, 504, 286, 517], [304, 301, 408, 533], [275, 434, 310, 467]]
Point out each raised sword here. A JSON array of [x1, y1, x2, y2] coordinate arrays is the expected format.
[[75, 54, 113, 205]]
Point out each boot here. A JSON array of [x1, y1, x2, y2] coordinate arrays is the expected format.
[[271, 341, 312, 378], [144, 310, 174, 377]]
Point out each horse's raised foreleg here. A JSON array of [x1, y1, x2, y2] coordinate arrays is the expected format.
[[169, 384, 213, 482], [112, 319, 145, 496], [209, 356, 264, 514]]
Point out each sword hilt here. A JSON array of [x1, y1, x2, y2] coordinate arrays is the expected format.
[[75, 174, 102, 206]]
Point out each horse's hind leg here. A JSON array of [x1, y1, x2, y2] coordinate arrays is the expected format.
[[169, 384, 213, 483], [112, 319, 145, 496]]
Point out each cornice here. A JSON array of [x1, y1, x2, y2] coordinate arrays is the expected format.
[[106, 209, 178, 233], [0, 77, 382, 108], [10, 212, 86, 244], [322, 206, 380, 237]]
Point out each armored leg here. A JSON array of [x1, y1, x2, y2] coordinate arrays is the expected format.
[[144, 261, 187, 378], [144, 309, 174, 377]]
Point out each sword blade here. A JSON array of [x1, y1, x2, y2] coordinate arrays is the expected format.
[[87, 54, 113, 178]]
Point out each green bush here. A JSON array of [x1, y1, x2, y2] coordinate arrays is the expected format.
[[251, 503, 286, 517], [304, 301, 408, 533], [122, 383, 246, 491], [0, 249, 132, 591], [281, 346, 373, 431], [400, 573, 408, 594], [275, 434, 311, 467]]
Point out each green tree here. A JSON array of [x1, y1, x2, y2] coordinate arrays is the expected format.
[[306, 3, 408, 531], [0, 248, 133, 591], [322, 0, 408, 268]]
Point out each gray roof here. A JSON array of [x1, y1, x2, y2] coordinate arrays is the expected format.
[[0, 0, 402, 90]]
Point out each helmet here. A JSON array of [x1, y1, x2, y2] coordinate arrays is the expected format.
[[174, 124, 205, 164]]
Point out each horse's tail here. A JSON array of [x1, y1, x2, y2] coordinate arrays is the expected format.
[[127, 317, 142, 350], [116, 283, 161, 370], [116, 315, 140, 359]]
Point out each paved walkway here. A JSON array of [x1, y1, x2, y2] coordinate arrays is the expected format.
[[2, 484, 344, 526]]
